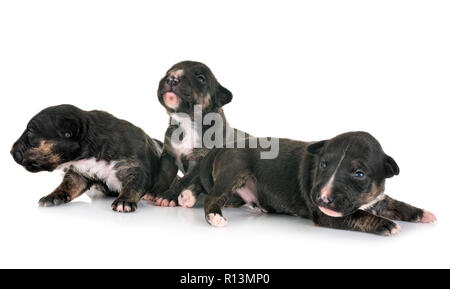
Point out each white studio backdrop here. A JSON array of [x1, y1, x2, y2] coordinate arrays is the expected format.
[[0, 0, 449, 268]]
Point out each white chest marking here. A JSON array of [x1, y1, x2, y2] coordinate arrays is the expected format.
[[170, 113, 200, 160], [57, 158, 123, 192]]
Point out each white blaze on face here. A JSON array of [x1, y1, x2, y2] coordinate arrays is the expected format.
[[320, 145, 349, 201]]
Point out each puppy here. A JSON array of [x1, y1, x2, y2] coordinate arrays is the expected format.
[[199, 132, 436, 235], [11, 104, 166, 212], [144, 61, 249, 208]]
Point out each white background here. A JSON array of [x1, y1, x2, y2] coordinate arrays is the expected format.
[[0, 0, 449, 268]]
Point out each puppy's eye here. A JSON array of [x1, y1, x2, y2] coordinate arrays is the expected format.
[[320, 161, 327, 168], [196, 74, 206, 83], [63, 132, 72, 138], [354, 170, 365, 178]]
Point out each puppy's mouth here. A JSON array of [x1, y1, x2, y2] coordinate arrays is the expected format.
[[163, 91, 180, 110], [24, 162, 47, 173], [318, 206, 344, 217]]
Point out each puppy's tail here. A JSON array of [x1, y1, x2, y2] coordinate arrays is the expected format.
[[199, 149, 221, 195]]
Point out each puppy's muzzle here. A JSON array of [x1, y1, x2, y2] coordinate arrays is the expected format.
[[11, 149, 23, 164], [11, 148, 41, 172], [313, 191, 344, 217], [11, 140, 26, 164]]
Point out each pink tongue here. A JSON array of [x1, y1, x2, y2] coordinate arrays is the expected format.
[[163, 92, 180, 108], [318, 206, 343, 217]]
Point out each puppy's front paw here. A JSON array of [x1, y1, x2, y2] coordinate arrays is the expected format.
[[38, 193, 70, 207], [154, 189, 178, 207], [142, 194, 155, 202], [418, 210, 437, 224], [178, 190, 196, 208], [374, 220, 401, 236], [206, 213, 228, 227], [111, 198, 137, 213]]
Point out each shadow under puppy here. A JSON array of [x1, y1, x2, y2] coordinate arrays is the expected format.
[[144, 61, 249, 208], [199, 131, 436, 236], [11, 104, 166, 212]]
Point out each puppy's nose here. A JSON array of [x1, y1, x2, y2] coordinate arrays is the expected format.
[[166, 76, 180, 87], [317, 195, 334, 205], [11, 150, 23, 163]]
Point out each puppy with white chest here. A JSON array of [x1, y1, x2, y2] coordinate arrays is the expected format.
[[199, 132, 437, 236], [11, 104, 167, 212], [144, 61, 249, 208]]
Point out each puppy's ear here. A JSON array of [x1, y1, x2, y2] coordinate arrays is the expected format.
[[55, 116, 80, 139], [306, 140, 326, 155], [214, 83, 233, 107], [384, 155, 400, 178]]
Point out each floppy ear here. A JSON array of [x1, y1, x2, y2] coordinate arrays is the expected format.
[[306, 140, 326, 155], [214, 83, 233, 107], [55, 116, 80, 139], [384, 155, 400, 178]]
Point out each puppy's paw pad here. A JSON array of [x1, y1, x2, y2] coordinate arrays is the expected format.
[[206, 213, 227, 227], [419, 210, 437, 224], [178, 190, 196, 208], [142, 194, 155, 202], [111, 199, 137, 213]]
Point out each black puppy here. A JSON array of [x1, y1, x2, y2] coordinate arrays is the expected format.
[[199, 132, 436, 235], [11, 104, 166, 212], [144, 61, 249, 208]]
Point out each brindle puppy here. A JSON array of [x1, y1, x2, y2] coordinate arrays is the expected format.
[[11, 104, 167, 212], [199, 132, 436, 236], [143, 61, 249, 208]]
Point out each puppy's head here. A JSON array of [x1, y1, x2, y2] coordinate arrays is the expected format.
[[306, 131, 399, 217], [157, 61, 232, 115], [11, 104, 86, 172]]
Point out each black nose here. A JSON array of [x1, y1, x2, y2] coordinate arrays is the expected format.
[[166, 76, 180, 87], [11, 150, 23, 163]]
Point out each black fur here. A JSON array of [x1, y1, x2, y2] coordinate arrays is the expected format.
[[11, 104, 167, 212], [147, 61, 249, 207], [200, 132, 431, 235]]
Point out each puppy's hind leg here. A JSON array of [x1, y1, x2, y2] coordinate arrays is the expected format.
[[38, 170, 90, 207], [367, 195, 437, 224], [204, 172, 245, 227], [204, 193, 230, 227], [111, 169, 145, 213]]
